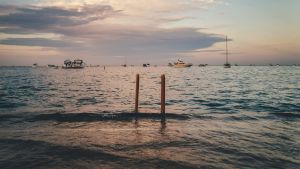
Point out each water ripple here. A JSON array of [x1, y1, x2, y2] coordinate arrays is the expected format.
[[0, 66, 299, 168]]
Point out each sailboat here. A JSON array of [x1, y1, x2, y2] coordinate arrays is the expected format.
[[224, 36, 231, 68], [122, 56, 127, 67]]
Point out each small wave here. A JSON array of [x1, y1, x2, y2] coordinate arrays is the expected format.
[[77, 97, 98, 105], [270, 112, 300, 119], [0, 114, 20, 121], [192, 114, 217, 120], [18, 85, 32, 89], [0, 138, 198, 169], [27, 112, 190, 122], [140, 101, 153, 106], [253, 104, 282, 113], [0, 92, 6, 97], [224, 115, 258, 121], [190, 99, 207, 103], [168, 99, 183, 104], [0, 102, 27, 109], [203, 102, 225, 107], [49, 103, 64, 108]]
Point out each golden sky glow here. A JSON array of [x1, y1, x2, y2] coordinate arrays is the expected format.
[[0, 0, 299, 65]]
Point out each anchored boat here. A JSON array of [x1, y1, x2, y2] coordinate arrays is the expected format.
[[32, 63, 38, 68], [224, 36, 231, 68], [62, 59, 85, 69], [143, 63, 150, 67], [173, 59, 192, 68], [199, 64, 208, 67]]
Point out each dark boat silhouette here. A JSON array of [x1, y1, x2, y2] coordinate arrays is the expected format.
[[143, 63, 150, 67], [224, 36, 231, 68]]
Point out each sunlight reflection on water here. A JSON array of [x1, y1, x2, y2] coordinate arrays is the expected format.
[[0, 66, 299, 168]]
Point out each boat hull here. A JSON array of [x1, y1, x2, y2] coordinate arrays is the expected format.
[[224, 64, 231, 68], [62, 66, 84, 69], [174, 64, 192, 68]]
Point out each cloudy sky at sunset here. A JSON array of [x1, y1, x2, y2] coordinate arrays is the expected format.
[[0, 0, 299, 65]]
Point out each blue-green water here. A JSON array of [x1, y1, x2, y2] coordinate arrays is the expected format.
[[0, 66, 299, 168]]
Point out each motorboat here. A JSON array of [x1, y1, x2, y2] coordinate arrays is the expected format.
[[199, 64, 208, 67], [173, 59, 192, 68], [48, 64, 59, 69], [143, 63, 150, 67], [32, 63, 38, 68], [62, 59, 85, 69]]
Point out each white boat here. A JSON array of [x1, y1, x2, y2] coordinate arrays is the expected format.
[[174, 59, 192, 68], [62, 59, 85, 69], [224, 36, 231, 68]]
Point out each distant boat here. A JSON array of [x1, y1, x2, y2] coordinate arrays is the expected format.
[[48, 64, 57, 68], [122, 56, 127, 67], [143, 63, 150, 67], [48, 64, 59, 69], [168, 63, 173, 67], [199, 64, 208, 67], [224, 36, 231, 68], [32, 63, 38, 68], [174, 59, 193, 68], [62, 59, 85, 69]]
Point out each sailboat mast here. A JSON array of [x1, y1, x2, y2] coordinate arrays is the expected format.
[[226, 36, 228, 64]]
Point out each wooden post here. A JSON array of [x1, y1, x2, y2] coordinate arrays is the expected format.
[[161, 74, 166, 120], [135, 74, 140, 113]]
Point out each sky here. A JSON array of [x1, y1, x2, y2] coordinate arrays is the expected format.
[[0, 0, 299, 66]]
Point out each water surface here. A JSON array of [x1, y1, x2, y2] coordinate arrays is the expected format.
[[0, 66, 299, 168]]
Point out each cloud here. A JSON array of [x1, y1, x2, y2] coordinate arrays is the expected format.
[[160, 16, 194, 23], [51, 24, 225, 58], [0, 4, 224, 54], [0, 5, 120, 29], [33, 0, 219, 25], [0, 38, 80, 47], [0, 27, 34, 34], [1, 27, 224, 59], [37, 0, 219, 12], [0, 4, 18, 14], [0, 2, 225, 64], [186, 49, 224, 53]]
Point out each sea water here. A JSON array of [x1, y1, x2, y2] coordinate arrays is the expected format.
[[0, 66, 299, 168]]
